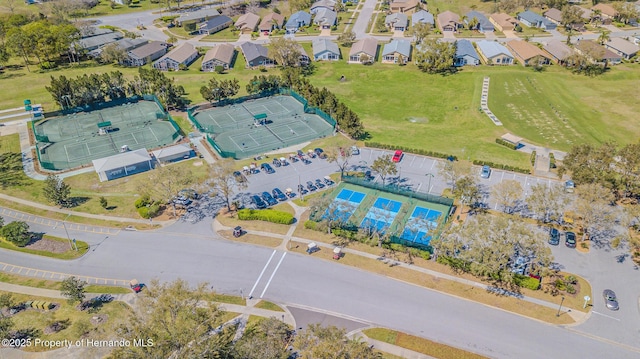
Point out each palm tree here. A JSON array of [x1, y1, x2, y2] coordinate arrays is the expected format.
[[468, 17, 479, 31], [597, 29, 610, 45], [566, 28, 574, 45]]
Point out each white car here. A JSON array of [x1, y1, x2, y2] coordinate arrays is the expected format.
[[480, 165, 491, 179], [350, 146, 360, 155]]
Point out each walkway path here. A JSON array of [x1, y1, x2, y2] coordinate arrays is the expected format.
[[480, 77, 503, 126]]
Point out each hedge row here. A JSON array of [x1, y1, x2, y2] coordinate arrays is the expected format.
[[472, 160, 530, 174], [138, 204, 160, 219], [549, 152, 556, 169], [364, 142, 457, 161], [495, 138, 517, 150], [238, 209, 294, 225], [530, 150, 536, 166], [514, 274, 541, 290]]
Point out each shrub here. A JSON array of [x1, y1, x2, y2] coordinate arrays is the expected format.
[[214, 65, 225, 74], [565, 283, 576, 294], [237, 209, 294, 225], [183, 21, 197, 33], [549, 152, 556, 168], [514, 274, 541, 290], [530, 150, 536, 166], [304, 220, 317, 230], [436, 256, 470, 272], [331, 227, 359, 241], [364, 142, 457, 161], [495, 138, 517, 150], [137, 207, 150, 219], [135, 195, 151, 208], [40, 61, 57, 70], [258, 65, 267, 72], [472, 159, 530, 174], [1, 221, 30, 247], [99, 196, 108, 209]]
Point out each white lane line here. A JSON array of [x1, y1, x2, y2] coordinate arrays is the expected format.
[[592, 311, 620, 321], [420, 157, 426, 168], [248, 250, 276, 298], [416, 182, 422, 192], [429, 160, 435, 170], [500, 171, 504, 182], [260, 252, 287, 298], [410, 156, 416, 166]]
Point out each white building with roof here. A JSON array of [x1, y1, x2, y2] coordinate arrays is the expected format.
[[92, 148, 153, 182], [152, 144, 195, 164]]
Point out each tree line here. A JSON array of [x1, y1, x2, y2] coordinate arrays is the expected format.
[[46, 68, 187, 110]]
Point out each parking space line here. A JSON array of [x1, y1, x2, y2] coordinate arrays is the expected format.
[[430, 160, 435, 170], [416, 183, 422, 192], [410, 156, 416, 166]]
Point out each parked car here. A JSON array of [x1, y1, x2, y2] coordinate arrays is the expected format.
[[314, 148, 326, 158], [261, 191, 278, 206], [251, 195, 267, 209], [392, 149, 403, 163], [480, 165, 491, 179], [298, 184, 308, 195], [233, 171, 247, 183], [297, 150, 304, 158], [306, 181, 317, 191], [548, 228, 560, 245], [315, 179, 325, 188], [302, 158, 312, 165], [272, 158, 282, 167], [565, 231, 576, 248], [364, 170, 375, 181], [272, 188, 287, 202], [565, 180, 575, 193], [323, 176, 334, 185], [602, 289, 619, 311], [260, 163, 275, 174], [307, 149, 316, 158], [173, 196, 192, 206], [351, 145, 360, 155]]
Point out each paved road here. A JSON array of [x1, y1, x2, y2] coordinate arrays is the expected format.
[[351, 0, 377, 39]]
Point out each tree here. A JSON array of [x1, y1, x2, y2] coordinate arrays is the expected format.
[[100, 196, 108, 209], [145, 165, 195, 217], [1, 221, 30, 247], [615, 142, 640, 198], [526, 183, 569, 224], [612, 2, 639, 25], [60, 276, 87, 304], [371, 155, 397, 186], [309, 195, 358, 236], [454, 175, 481, 212], [491, 180, 523, 214], [414, 38, 456, 74], [206, 159, 247, 211], [359, 52, 371, 64], [110, 279, 232, 359], [43, 174, 71, 208], [233, 317, 291, 359], [561, 5, 584, 30], [438, 160, 470, 192], [100, 42, 127, 64], [558, 142, 617, 188], [246, 74, 281, 94], [499, 0, 518, 14], [294, 324, 381, 358], [337, 30, 356, 47], [467, 16, 479, 31], [325, 146, 353, 178], [269, 37, 302, 68], [289, 0, 312, 11], [597, 29, 610, 45], [0, 314, 14, 340], [200, 78, 240, 103], [0, 153, 26, 188], [575, 183, 617, 243]]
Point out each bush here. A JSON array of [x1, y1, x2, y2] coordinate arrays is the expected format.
[[549, 152, 556, 168], [135, 195, 151, 209], [137, 203, 160, 219], [472, 160, 530, 174], [530, 150, 536, 166], [237, 209, 295, 225], [183, 21, 197, 33], [304, 220, 317, 230], [436, 255, 470, 272], [495, 138, 517, 150], [565, 283, 576, 294], [99, 196, 108, 209], [364, 142, 457, 161], [331, 227, 359, 241], [40, 61, 57, 70], [514, 274, 541, 290], [214, 65, 225, 74], [1, 221, 30, 247]]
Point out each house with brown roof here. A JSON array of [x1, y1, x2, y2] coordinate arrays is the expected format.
[[543, 8, 562, 24], [543, 39, 574, 64], [259, 13, 285, 34], [348, 38, 378, 64], [235, 13, 260, 34], [437, 11, 462, 32], [591, 3, 618, 19], [575, 40, 622, 64], [390, 0, 418, 14], [604, 37, 640, 60], [153, 43, 199, 71], [201, 43, 236, 71], [506, 40, 551, 66], [489, 13, 517, 31]]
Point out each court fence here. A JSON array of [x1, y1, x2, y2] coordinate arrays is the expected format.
[[342, 176, 454, 207]]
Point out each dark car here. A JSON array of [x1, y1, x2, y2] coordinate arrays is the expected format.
[[272, 158, 282, 167], [314, 179, 325, 188], [251, 195, 267, 209], [302, 158, 312, 165], [565, 231, 576, 248], [323, 177, 334, 185], [306, 181, 317, 191], [272, 188, 287, 202], [173, 196, 192, 206], [261, 191, 278, 206], [297, 150, 304, 158], [365, 171, 375, 181], [298, 184, 308, 195], [603, 289, 619, 311], [548, 228, 560, 245], [314, 148, 326, 158], [233, 171, 247, 183], [260, 163, 275, 174]]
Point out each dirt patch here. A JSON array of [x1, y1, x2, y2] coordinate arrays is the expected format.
[[90, 314, 108, 326], [26, 238, 70, 254]]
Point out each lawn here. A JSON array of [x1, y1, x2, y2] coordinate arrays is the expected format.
[[0, 272, 130, 294], [0, 235, 89, 260], [202, 27, 241, 42]]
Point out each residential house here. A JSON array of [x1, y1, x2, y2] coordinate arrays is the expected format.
[[575, 40, 622, 64], [604, 37, 640, 60], [381, 39, 411, 64], [385, 13, 409, 31], [198, 15, 233, 35], [348, 38, 378, 64], [75, 31, 123, 53], [517, 10, 557, 30], [259, 13, 285, 34], [465, 11, 494, 32], [454, 39, 480, 66], [285, 11, 312, 33], [314, 8, 338, 29], [578, 6, 593, 22], [88, 37, 147, 59], [489, 13, 517, 31], [235, 13, 260, 34], [310, 0, 335, 14], [175, 8, 221, 26], [240, 42, 275, 68], [201, 43, 236, 71], [313, 39, 340, 61], [476, 40, 514, 65], [79, 26, 114, 38], [294, 44, 311, 66], [437, 11, 462, 32], [591, 3, 618, 20], [390, 0, 418, 14], [543, 39, 574, 64], [506, 40, 552, 66], [153, 43, 199, 71], [543, 8, 563, 24], [124, 41, 169, 67], [412, 10, 435, 26]]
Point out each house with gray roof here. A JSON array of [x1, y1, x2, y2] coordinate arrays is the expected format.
[[89, 37, 148, 59], [175, 8, 221, 26], [286, 11, 312, 33], [412, 10, 434, 26], [576, 40, 622, 64], [153, 43, 199, 71], [314, 8, 337, 29], [198, 15, 233, 35], [517, 10, 557, 30], [92, 148, 152, 182], [381, 39, 411, 64], [235, 13, 260, 34], [312, 39, 340, 61], [604, 37, 639, 60], [310, 0, 335, 14], [475, 40, 514, 65], [202, 43, 236, 71], [543, 40, 574, 64], [348, 38, 378, 64], [79, 27, 113, 38], [75, 31, 123, 52], [259, 13, 285, 34], [385, 13, 409, 31], [454, 39, 480, 66], [465, 11, 494, 32], [125, 41, 169, 67], [240, 42, 275, 68]]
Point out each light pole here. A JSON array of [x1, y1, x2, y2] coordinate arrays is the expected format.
[[425, 173, 434, 194], [556, 296, 565, 317], [61, 213, 74, 251]]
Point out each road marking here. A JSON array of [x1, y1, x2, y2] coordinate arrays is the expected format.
[[500, 171, 504, 182], [429, 160, 435, 170], [248, 250, 276, 298], [416, 182, 422, 192], [420, 157, 426, 168], [260, 252, 286, 298], [410, 156, 416, 166], [592, 311, 621, 321]]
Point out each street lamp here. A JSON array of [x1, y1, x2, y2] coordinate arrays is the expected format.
[[61, 213, 75, 251], [425, 173, 434, 194], [556, 296, 565, 317]]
